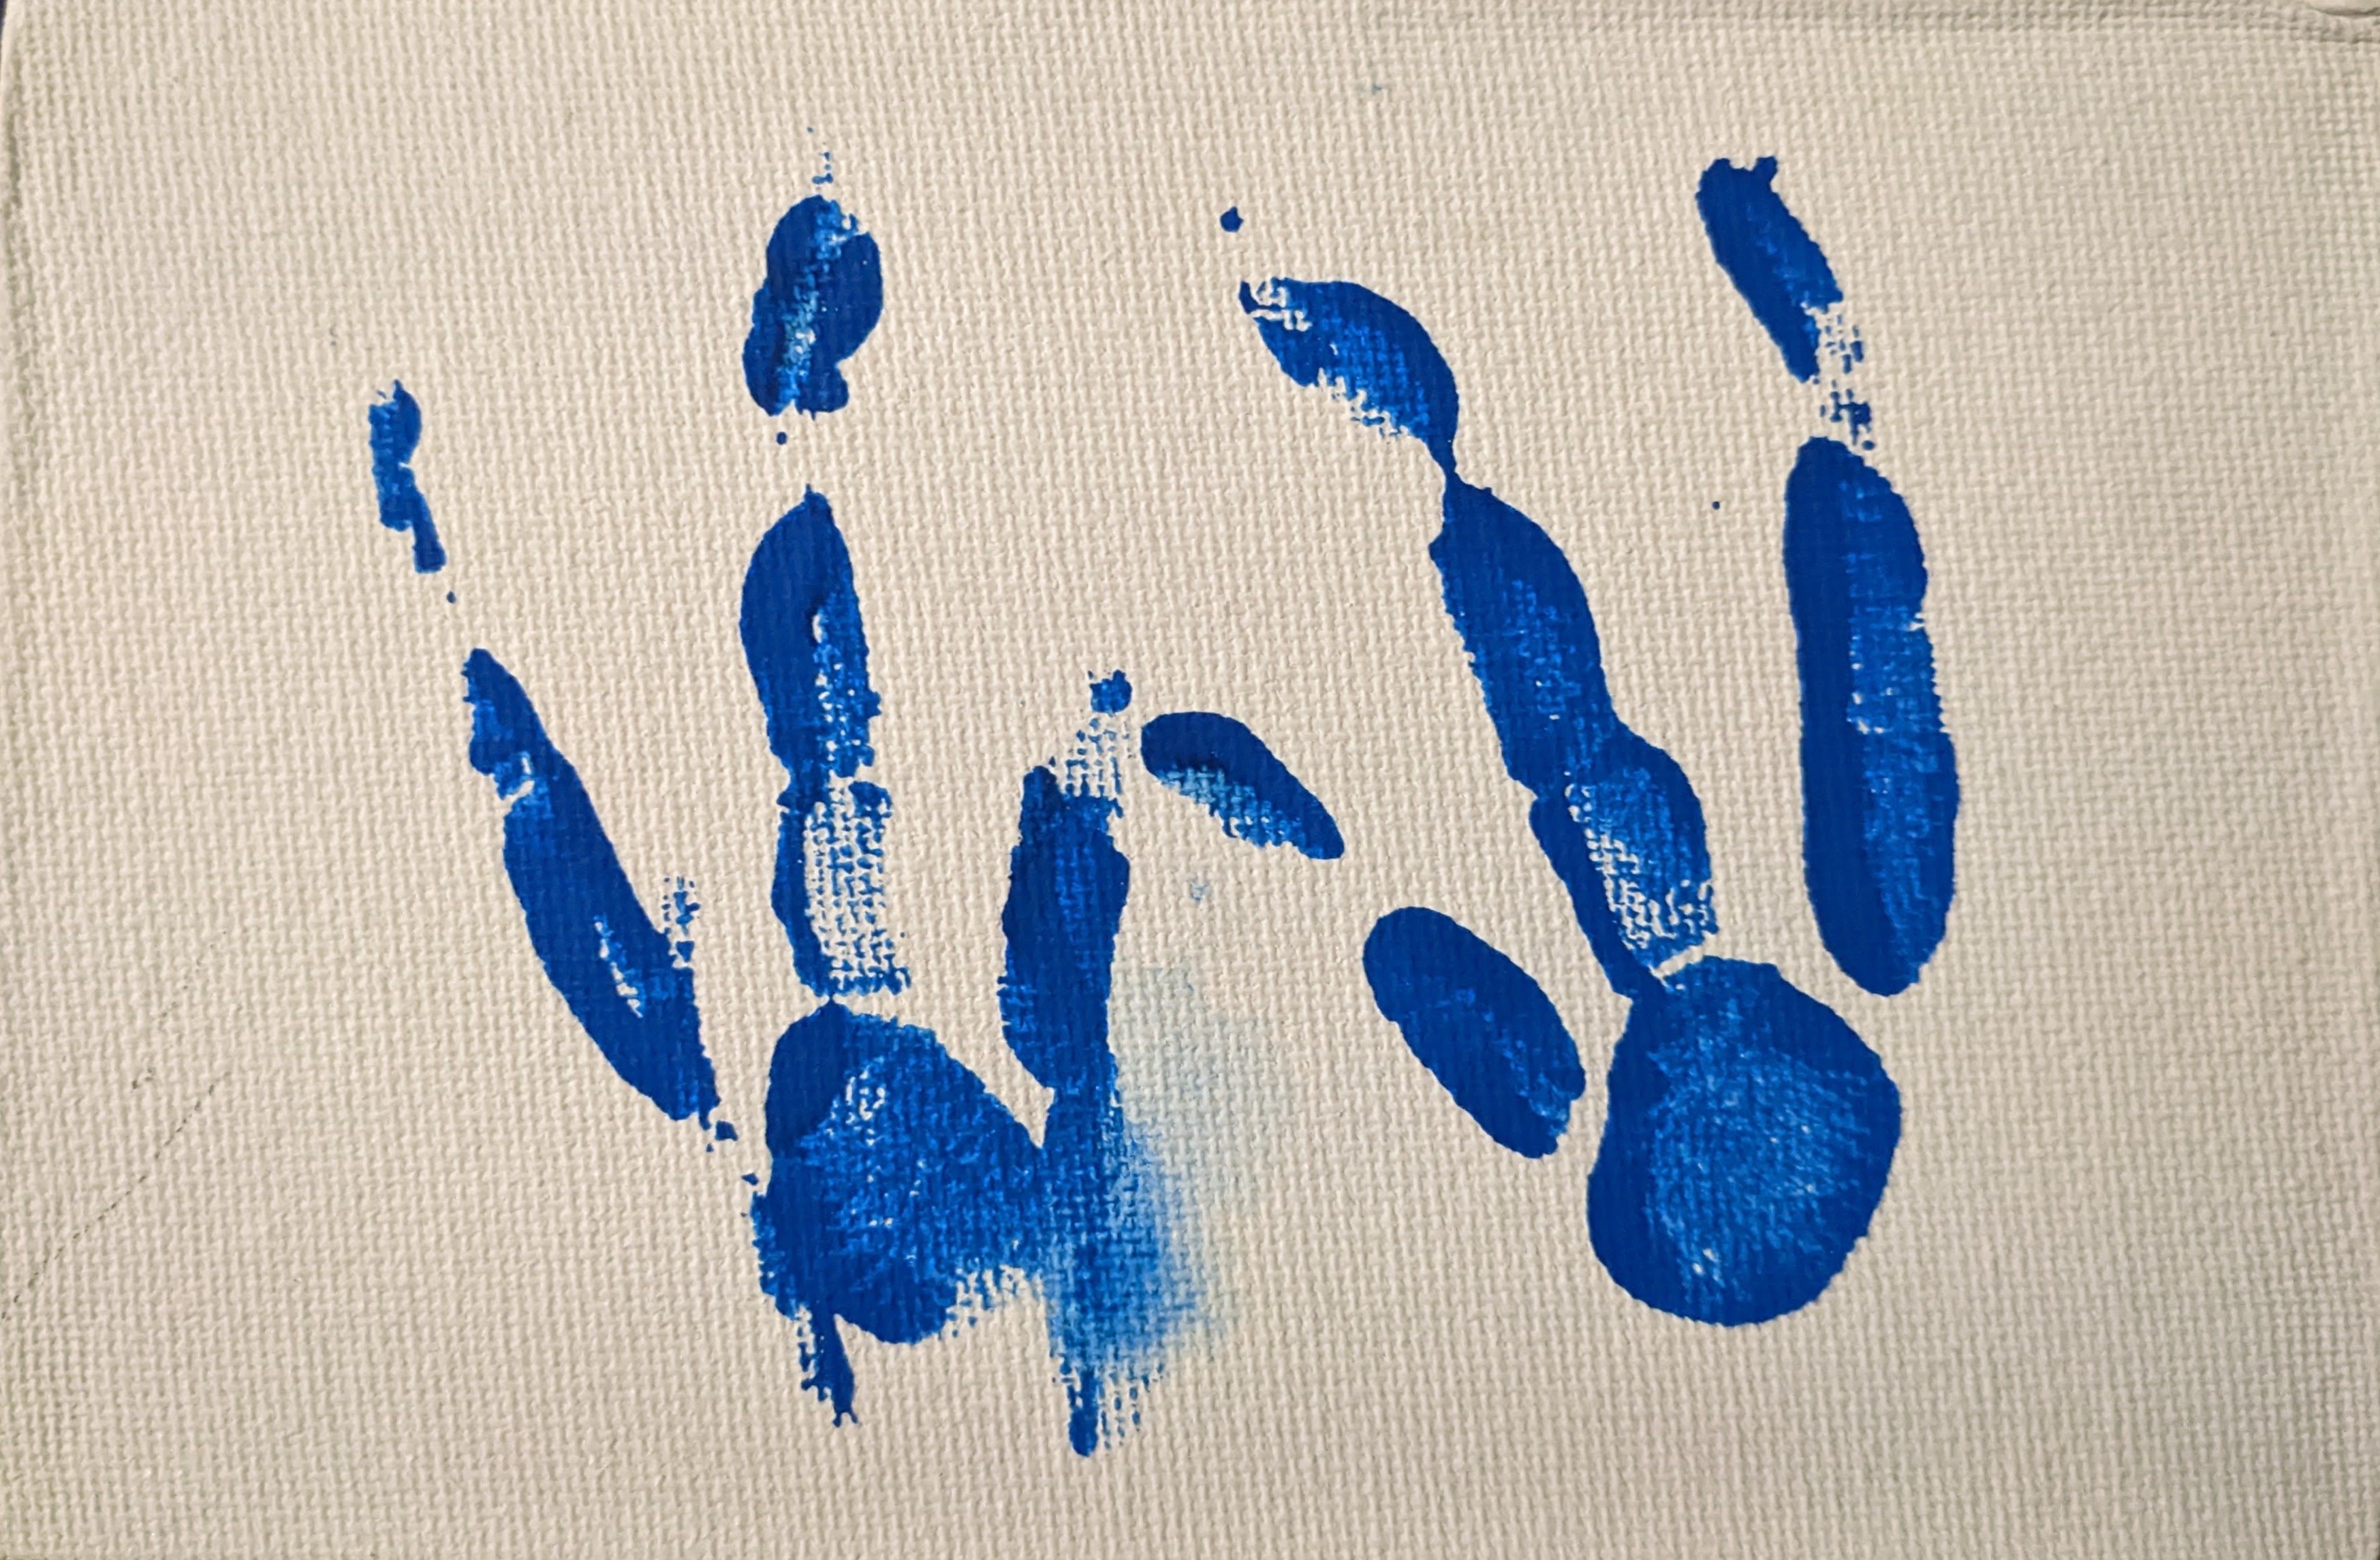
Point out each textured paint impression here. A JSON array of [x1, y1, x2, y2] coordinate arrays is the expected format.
[[742, 195, 883, 417], [1139, 711, 1343, 859], [367, 381, 444, 572]]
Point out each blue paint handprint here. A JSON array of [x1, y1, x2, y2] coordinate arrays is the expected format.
[[1239, 154, 1950, 1326], [459, 189, 1341, 1454]]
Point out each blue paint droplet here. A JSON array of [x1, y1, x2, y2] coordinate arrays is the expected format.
[[1238, 277, 1460, 473], [1784, 437, 1958, 995], [368, 382, 445, 573], [460, 649, 719, 1123], [1588, 958, 1898, 1324], [1363, 907, 1583, 1158], [1219, 207, 1242, 232], [445, 591, 456, 603], [1696, 156, 1842, 383], [1711, 501, 1722, 511], [713, 1119, 738, 1141], [742, 1172, 759, 1185], [1090, 670, 1132, 713], [742, 196, 883, 417], [1140, 711, 1343, 859], [776, 431, 788, 445]]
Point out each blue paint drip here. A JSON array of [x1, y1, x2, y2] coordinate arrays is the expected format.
[[1432, 480, 1717, 983], [1238, 278, 1458, 471], [1362, 907, 1583, 1157], [461, 649, 718, 1122], [1587, 958, 1898, 1324], [1696, 157, 1842, 382], [740, 491, 903, 997], [1139, 711, 1344, 860], [367, 382, 445, 572], [742, 196, 883, 416], [752, 1002, 1041, 1421], [1784, 438, 1958, 995], [998, 762, 1189, 1454]]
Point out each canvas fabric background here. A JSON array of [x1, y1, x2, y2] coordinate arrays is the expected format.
[[2, 2, 2375, 1556]]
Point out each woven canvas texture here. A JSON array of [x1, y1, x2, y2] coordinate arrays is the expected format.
[[2, 3, 2375, 1556]]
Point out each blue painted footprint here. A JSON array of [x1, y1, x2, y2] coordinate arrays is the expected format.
[[460, 189, 1341, 1454], [1238, 154, 1950, 1325]]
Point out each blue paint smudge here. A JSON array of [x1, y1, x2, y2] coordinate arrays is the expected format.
[[1140, 712, 1344, 860], [752, 1002, 1042, 1421], [1090, 670, 1133, 714], [1695, 157, 1841, 382], [1784, 437, 1958, 995], [1432, 480, 1717, 986], [1238, 278, 1458, 471], [461, 649, 719, 1123], [1588, 958, 1898, 1324], [742, 196, 883, 416], [1362, 907, 1583, 1157], [367, 382, 445, 572], [740, 491, 904, 997], [1219, 207, 1243, 232]]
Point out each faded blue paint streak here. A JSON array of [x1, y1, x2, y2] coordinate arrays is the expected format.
[[1696, 157, 1842, 382], [752, 1003, 1042, 1422], [1432, 479, 1717, 984], [1784, 437, 1958, 995], [462, 649, 718, 1122], [742, 196, 883, 416], [740, 491, 902, 997], [1362, 907, 1583, 1157], [1238, 277, 1459, 471], [368, 382, 444, 572], [1140, 711, 1343, 859], [1588, 958, 1898, 1325]]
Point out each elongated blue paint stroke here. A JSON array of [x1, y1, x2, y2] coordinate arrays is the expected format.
[[1363, 907, 1583, 1157], [1588, 958, 1898, 1324], [1785, 439, 1958, 995], [1697, 155, 1958, 994], [740, 491, 903, 997], [461, 649, 719, 1122], [1695, 157, 1841, 383], [1239, 279, 1459, 471], [743, 195, 883, 416], [1140, 711, 1344, 859], [751, 1001, 1041, 1421], [1242, 266, 1900, 1324], [368, 382, 445, 572]]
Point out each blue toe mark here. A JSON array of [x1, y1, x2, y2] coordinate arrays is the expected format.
[[742, 195, 883, 417], [1588, 958, 1898, 1324], [367, 382, 444, 572], [1140, 711, 1344, 859], [461, 649, 719, 1123], [1364, 907, 1584, 1158], [1238, 277, 1459, 473]]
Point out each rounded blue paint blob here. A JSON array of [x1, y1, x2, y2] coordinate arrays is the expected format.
[[1587, 958, 1898, 1325], [445, 591, 456, 603], [1090, 670, 1132, 713], [1219, 206, 1243, 232], [777, 431, 788, 445]]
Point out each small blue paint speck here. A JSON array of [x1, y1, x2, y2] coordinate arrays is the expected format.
[[777, 431, 788, 445], [1219, 208, 1243, 232], [715, 1120, 738, 1141], [742, 1172, 759, 1185], [1712, 501, 1722, 511], [446, 591, 457, 603], [1090, 671, 1132, 713]]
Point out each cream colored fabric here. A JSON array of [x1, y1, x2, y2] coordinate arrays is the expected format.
[[3, 3, 2374, 1555]]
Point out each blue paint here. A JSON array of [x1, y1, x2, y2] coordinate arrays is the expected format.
[[1695, 157, 1842, 381], [752, 1002, 1042, 1421], [1219, 207, 1243, 232], [461, 649, 719, 1123], [1238, 278, 1458, 471], [742, 196, 883, 416], [367, 382, 445, 572], [1588, 958, 1898, 1324], [1362, 907, 1582, 1157], [1784, 437, 1958, 995], [1432, 480, 1717, 984], [1140, 712, 1344, 860], [998, 766, 1129, 1094], [740, 491, 903, 997], [1091, 670, 1133, 714]]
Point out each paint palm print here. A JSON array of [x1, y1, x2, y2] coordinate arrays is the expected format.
[[458, 192, 1342, 1455], [1238, 155, 1956, 1326]]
